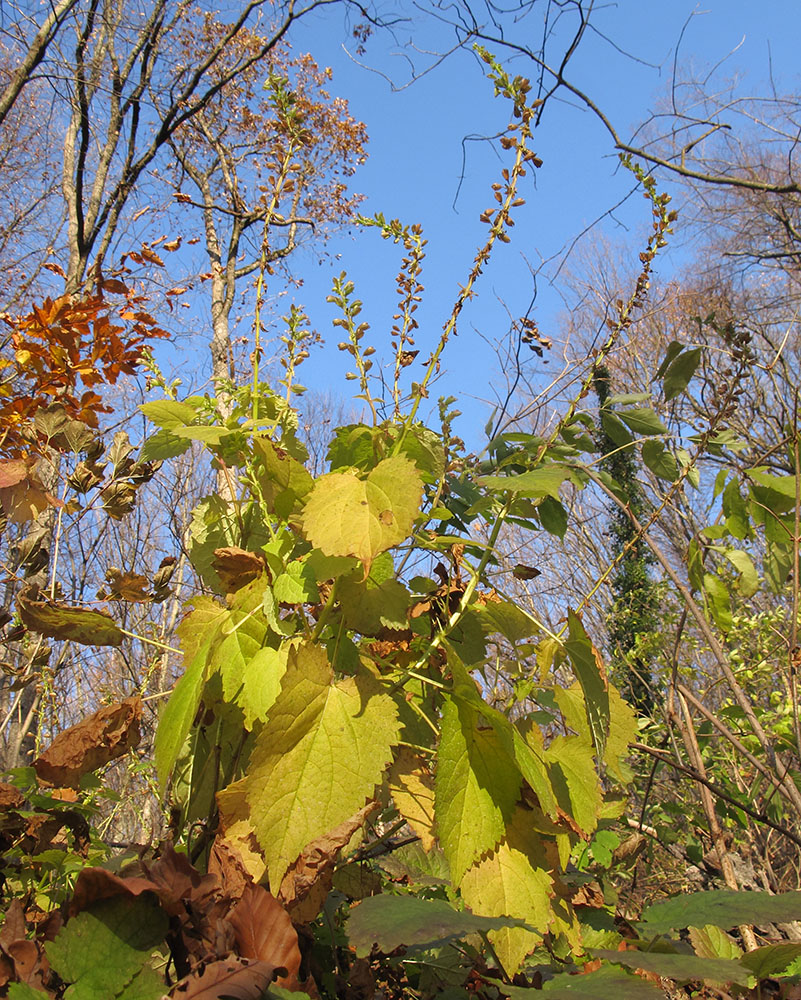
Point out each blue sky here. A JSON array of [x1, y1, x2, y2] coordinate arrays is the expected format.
[[172, 1, 801, 447]]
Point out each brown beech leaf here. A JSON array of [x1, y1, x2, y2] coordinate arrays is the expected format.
[[208, 838, 254, 903], [228, 884, 301, 989], [141, 842, 220, 916], [34, 697, 141, 788], [69, 866, 162, 916], [0, 782, 24, 810], [278, 802, 378, 924], [0, 900, 26, 947], [170, 957, 278, 999], [103, 568, 150, 602], [212, 547, 266, 593], [0, 460, 56, 524], [17, 586, 123, 646]]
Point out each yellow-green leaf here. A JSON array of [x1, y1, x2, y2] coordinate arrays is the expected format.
[[300, 455, 423, 572], [545, 734, 601, 836], [435, 694, 520, 883], [460, 807, 556, 975], [245, 644, 399, 890], [389, 748, 436, 852]]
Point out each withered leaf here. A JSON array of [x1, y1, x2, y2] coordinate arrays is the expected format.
[[0, 460, 56, 524], [102, 568, 150, 603], [18, 586, 123, 646], [513, 563, 541, 581], [0, 782, 24, 810], [140, 842, 220, 917], [228, 884, 301, 989], [171, 957, 278, 999], [278, 802, 379, 924], [34, 697, 141, 788], [212, 547, 266, 593], [69, 866, 163, 917]]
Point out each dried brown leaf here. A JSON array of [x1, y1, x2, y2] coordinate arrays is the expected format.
[[0, 782, 24, 810], [278, 802, 378, 923], [69, 866, 162, 916], [18, 586, 123, 646], [228, 884, 301, 989], [212, 547, 266, 593], [141, 842, 221, 917], [170, 957, 277, 999], [34, 697, 141, 788]]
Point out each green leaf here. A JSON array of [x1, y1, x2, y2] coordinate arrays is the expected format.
[[722, 549, 758, 597], [139, 399, 199, 430], [663, 347, 703, 401], [272, 561, 319, 604], [641, 440, 679, 482], [604, 685, 638, 784], [688, 924, 741, 961], [479, 464, 573, 499], [617, 408, 668, 437], [639, 889, 801, 936], [346, 894, 531, 957], [172, 424, 232, 444], [460, 807, 558, 975], [593, 949, 750, 987], [722, 478, 749, 540], [435, 693, 520, 882], [539, 965, 664, 999], [538, 496, 568, 538], [600, 412, 633, 448], [703, 573, 733, 632], [544, 734, 601, 835], [7, 986, 51, 999], [339, 575, 410, 635], [478, 600, 538, 643], [139, 428, 191, 462], [253, 436, 314, 518], [655, 340, 685, 379], [739, 942, 801, 979], [45, 896, 167, 1000], [245, 643, 400, 890], [154, 598, 229, 787], [564, 612, 609, 758], [301, 455, 422, 572]]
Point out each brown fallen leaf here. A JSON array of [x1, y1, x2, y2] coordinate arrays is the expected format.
[[34, 697, 141, 788], [69, 866, 163, 917], [278, 802, 379, 924], [0, 783, 24, 810], [228, 883, 301, 989], [170, 957, 278, 999], [140, 842, 221, 917]]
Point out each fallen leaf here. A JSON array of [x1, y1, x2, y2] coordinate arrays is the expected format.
[[171, 957, 278, 999]]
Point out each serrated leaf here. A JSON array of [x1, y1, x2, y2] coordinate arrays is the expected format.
[[245, 644, 399, 890], [154, 599, 229, 787], [639, 889, 801, 936], [346, 894, 531, 957], [617, 408, 668, 437], [593, 949, 750, 987], [688, 923, 742, 961], [479, 464, 572, 499], [139, 399, 199, 430], [460, 807, 557, 975], [140, 428, 191, 462], [272, 562, 319, 604], [339, 575, 410, 635], [253, 436, 314, 519], [663, 347, 703, 401], [544, 734, 601, 835], [435, 694, 520, 882], [389, 748, 436, 850], [46, 896, 167, 1000], [600, 411, 633, 447], [739, 942, 801, 979], [301, 455, 422, 572], [538, 965, 664, 999], [564, 612, 609, 758], [604, 685, 638, 784], [478, 600, 538, 643]]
